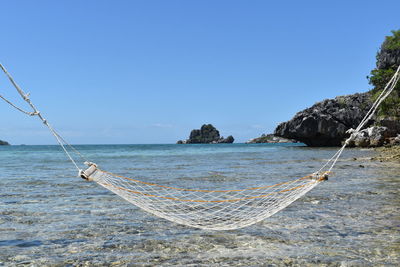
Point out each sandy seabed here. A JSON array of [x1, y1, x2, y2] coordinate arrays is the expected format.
[[0, 144, 399, 266]]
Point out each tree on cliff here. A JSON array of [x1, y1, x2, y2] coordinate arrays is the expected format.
[[368, 30, 400, 118]]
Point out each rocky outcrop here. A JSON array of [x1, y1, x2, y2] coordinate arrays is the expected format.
[[346, 126, 393, 147], [376, 117, 400, 137], [273, 92, 400, 147], [246, 134, 297, 144], [274, 93, 373, 146], [0, 140, 10, 145], [376, 41, 400, 69], [177, 124, 234, 144], [217, 135, 234, 143]]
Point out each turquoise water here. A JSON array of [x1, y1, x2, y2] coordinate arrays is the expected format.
[[0, 144, 399, 265]]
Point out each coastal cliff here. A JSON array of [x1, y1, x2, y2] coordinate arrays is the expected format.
[[274, 93, 372, 146], [177, 124, 234, 144], [275, 30, 400, 147], [0, 140, 10, 145]]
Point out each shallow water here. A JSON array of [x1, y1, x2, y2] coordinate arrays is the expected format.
[[0, 144, 399, 266]]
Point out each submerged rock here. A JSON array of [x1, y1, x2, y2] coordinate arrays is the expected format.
[[375, 144, 400, 162], [0, 140, 10, 145], [177, 124, 234, 144]]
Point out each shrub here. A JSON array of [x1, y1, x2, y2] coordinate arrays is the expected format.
[[368, 30, 400, 118]]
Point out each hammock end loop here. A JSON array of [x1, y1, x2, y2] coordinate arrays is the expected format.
[[79, 162, 98, 181], [79, 169, 89, 180], [312, 171, 330, 181], [319, 173, 329, 181]]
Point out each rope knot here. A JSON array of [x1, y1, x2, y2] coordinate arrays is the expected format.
[[345, 128, 358, 145], [23, 93, 30, 101]]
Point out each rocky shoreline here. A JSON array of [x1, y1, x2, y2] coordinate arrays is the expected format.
[[374, 145, 400, 162]]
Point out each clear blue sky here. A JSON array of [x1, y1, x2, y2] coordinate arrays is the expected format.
[[0, 0, 399, 144]]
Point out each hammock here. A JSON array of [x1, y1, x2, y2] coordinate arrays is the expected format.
[[1, 63, 399, 230]]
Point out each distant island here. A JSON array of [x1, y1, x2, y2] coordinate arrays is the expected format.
[[177, 124, 234, 144], [0, 140, 10, 145], [246, 134, 298, 144]]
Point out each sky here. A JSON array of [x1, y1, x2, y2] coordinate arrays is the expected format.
[[0, 0, 399, 145]]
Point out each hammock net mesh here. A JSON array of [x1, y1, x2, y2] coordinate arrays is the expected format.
[[89, 168, 324, 230]]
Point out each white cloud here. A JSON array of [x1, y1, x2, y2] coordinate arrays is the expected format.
[[150, 123, 173, 128]]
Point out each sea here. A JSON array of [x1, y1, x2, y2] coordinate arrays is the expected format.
[[0, 144, 399, 266]]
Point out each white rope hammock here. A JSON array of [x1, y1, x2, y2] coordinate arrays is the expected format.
[[1, 63, 399, 230]]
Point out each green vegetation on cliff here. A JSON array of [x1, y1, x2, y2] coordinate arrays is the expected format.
[[368, 30, 400, 118], [381, 30, 400, 50]]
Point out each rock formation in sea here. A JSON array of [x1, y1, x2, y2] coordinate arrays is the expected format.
[[246, 134, 298, 144], [274, 93, 373, 146], [177, 124, 234, 144], [274, 30, 400, 147], [0, 140, 10, 145], [346, 127, 400, 147]]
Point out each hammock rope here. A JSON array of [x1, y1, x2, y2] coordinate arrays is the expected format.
[[1, 62, 399, 230], [0, 63, 85, 171]]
